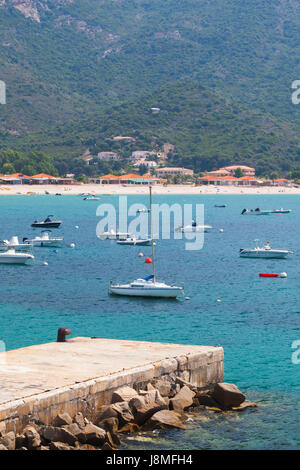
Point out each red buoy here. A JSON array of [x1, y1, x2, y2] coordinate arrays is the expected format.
[[145, 257, 152, 264], [259, 273, 278, 278]]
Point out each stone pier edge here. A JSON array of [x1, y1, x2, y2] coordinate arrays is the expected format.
[[0, 347, 224, 433]]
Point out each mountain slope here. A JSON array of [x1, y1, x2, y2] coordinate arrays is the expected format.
[[5, 81, 300, 176], [1, 0, 300, 134]]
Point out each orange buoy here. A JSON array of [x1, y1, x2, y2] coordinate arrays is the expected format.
[[145, 257, 152, 263], [259, 273, 278, 278]]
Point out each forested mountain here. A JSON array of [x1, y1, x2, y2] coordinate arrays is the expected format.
[[1, 0, 300, 175]]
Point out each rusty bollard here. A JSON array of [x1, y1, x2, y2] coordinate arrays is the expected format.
[[56, 327, 72, 342]]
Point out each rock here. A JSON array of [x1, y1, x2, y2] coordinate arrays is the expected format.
[[17, 447, 28, 451], [0, 444, 8, 450], [105, 431, 119, 448], [96, 417, 119, 434], [102, 442, 114, 450], [152, 378, 172, 397], [196, 393, 221, 408], [40, 426, 77, 446], [111, 402, 134, 425], [84, 423, 106, 446], [78, 444, 97, 450], [62, 423, 85, 442], [118, 422, 139, 434], [0, 431, 15, 450], [212, 383, 246, 408], [129, 390, 168, 426], [96, 405, 118, 423], [15, 434, 27, 449], [73, 412, 85, 430], [170, 385, 196, 414], [37, 446, 50, 450], [145, 410, 186, 430], [231, 401, 258, 411], [53, 412, 72, 427], [24, 425, 41, 449], [111, 386, 138, 403], [0, 422, 6, 437], [49, 441, 72, 450], [147, 383, 155, 391]]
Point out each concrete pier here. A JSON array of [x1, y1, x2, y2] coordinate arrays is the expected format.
[[0, 337, 224, 433]]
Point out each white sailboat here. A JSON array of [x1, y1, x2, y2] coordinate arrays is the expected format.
[[109, 186, 183, 299]]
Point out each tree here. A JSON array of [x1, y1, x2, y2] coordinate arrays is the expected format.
[[234, 167, 244, 178], [2, 162, 16, 174]]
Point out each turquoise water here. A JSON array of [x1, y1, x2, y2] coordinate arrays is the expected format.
[[0, 193, 300, 449]]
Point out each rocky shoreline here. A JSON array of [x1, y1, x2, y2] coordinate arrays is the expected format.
[[0, 376, 257, 451]]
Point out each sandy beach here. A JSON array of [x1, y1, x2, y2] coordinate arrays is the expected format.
[[0, 184, 299, 196]]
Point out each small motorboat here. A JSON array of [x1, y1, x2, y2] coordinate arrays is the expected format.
[[214, 204, 227, 208], [176, 221, 212, 233], [241, 208, 291, 215], [240, 240, 293, 259], [109, 275, 183, 298], [0, 236, 33, 251], [0, 249, 34, 264], [117, 237, 154, 246], [98, 229, 132, 240], [31, 215, 62, 228], [83, 196, 100, 200], [24, 230, 63, 247]]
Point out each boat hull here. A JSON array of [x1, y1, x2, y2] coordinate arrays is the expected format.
[[109, 286, 182, 298], [0, 255, 34, 264], [31, 222, 61, 228], [240, 251, 291, 259], [31, 240, 63, 247]]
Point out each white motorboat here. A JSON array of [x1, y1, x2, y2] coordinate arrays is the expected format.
[[117, 237, 154, 246], [0, 236, 33, 251], [98, 229, 132, 240], [176, 222, 212, 233], [0, 249, 34, 264], [241, 208, 291, 215], [83, 195, 100, 200], [240, 240, 293, 259], [109, 186, 183, 299], [24, 230, 63, 247], [109, 276, 183, 298]]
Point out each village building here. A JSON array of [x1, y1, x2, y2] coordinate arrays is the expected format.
[[131, 151, 156, 160], [133, 160, 158, 168], [88, 174, 159, 185], [97, 152, 119, 160], [113, 136, 136, 143], [156, 167, 194, 177]]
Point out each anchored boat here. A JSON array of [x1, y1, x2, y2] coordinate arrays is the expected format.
[[31, 215, 62, 228], [116, 237, 154, 246], [109, 186, 183, 299], [24, 230, 63, 247], [176, 221, 212, 233], [241, 208, 291, 215], [0, 249, 34, 264], [240, 240, 293, 259], [0, 236, 33, 251]]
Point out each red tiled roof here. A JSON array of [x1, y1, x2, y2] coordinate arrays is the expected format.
[[31, 173, 56, 179]]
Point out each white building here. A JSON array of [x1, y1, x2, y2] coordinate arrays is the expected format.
[[131, 151, 156, 160], [133, 160, 158, 168], [97, 152, 119, 160]]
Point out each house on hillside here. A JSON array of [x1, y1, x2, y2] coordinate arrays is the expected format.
[[131, 151, 156, 160], [97, 152, 119, 160], [156, 167, 194, 177]]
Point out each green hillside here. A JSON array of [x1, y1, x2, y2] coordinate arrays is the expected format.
[[3, 81, 300, 177]]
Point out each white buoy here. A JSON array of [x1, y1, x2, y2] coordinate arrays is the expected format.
[[217, 299, 221, 302], [280, 272, 287, 278], [43, 261, 48, 266], [219, 229, 224, 232], [75, 225, 79, 229], [70, 243, 75, 248]]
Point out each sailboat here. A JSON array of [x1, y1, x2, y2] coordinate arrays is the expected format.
[[109, 186, 183, 298]]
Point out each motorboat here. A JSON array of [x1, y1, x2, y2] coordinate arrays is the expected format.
[[109, 275, 183, 298], [0, 249, 34, 264], [109, 186, 183, 298], [241, 208, 291, 215], [98, 229, 132, 240], [0, 236, 33, 251], [116, 237, 154, 246], [31, 215, 62, 228], [24, 230, 63, 247], [240, 240, 293, 259], [83, 195, 100, 200], [176, 221, 212, 233], [214, 204, 227, 208]]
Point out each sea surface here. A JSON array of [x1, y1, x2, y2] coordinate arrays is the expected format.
[[0, 193, 300, 449]]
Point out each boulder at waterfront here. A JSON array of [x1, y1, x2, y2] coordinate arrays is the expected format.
[[212, 383, 246, 408]]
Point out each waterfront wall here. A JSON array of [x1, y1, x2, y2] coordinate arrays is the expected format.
[[0, 338, 224, 434]]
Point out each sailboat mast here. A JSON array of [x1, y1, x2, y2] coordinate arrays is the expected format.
[[149, 185, 155, 282]]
